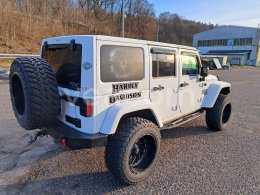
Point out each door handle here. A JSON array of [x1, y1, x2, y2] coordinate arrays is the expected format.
[[180, 82, 189, 88], [153, 85, 165, 91]]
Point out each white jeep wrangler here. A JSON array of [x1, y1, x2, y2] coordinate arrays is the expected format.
[[9, 35, 232, 184]]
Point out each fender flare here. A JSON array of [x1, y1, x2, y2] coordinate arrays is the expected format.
[[100, 99, 163, 135], [202, 81, 231, 108]]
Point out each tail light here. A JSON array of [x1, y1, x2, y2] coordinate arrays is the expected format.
[[60, 138, 68, 147], [79, 98, 92, 117], [86, 99, 93, 117]]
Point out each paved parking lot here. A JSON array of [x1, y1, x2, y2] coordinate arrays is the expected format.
[[0, 67, 259, 194]]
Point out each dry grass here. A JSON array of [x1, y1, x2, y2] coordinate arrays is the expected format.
[[0, 59, 13, 71], [0, 1, 212, 55]]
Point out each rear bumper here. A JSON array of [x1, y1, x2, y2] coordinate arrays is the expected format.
[[46, 123, 108, 150]]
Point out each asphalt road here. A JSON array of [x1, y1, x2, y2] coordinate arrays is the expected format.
[[0, 68, 259, 194]]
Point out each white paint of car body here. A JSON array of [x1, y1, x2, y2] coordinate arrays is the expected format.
[[41, 35, 231, 135]]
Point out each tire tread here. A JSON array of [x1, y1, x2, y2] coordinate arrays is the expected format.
[[206, 94, 232, 131], [105, 117, 160, 185], [9, 57, 60, 130]]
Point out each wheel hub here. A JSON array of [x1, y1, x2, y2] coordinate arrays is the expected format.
[[134, 144, 140, 155], [129, 134, 157, 173]]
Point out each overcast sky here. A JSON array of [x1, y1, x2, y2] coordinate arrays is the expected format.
[[149, 0, 260, 28]]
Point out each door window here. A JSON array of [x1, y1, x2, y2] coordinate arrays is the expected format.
[[181, 55, 199, 76], [152, 54, 175, 78]]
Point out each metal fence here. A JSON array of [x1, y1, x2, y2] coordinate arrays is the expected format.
[[0, 53, 40, 59]]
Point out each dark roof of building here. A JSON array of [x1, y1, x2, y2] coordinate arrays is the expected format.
[[207, 50, 252, 55], [194, 25, 259, 36]]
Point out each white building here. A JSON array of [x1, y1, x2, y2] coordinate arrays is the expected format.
[[193, 25, 260, 66]]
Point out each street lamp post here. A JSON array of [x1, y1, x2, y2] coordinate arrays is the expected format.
[[157, 19, 160, 42], [258, 23, 260, 44], [121, 1, 125, 38]]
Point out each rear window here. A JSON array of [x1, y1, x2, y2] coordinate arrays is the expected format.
[[42, 44, 82, 91], [100, 45, 144, 82]]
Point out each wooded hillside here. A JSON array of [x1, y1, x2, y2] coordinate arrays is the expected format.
[[0, 0, 214, 53]]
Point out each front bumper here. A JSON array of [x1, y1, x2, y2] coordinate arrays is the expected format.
[[46, 122, 108, 150]]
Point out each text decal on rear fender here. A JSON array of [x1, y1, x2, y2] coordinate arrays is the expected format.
[[109, 92, 141, 104], [112, 82, 139, 94]]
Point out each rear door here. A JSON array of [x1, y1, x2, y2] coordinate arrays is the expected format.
[[149, 46, 180, 123], [95, 40, 149, 133]]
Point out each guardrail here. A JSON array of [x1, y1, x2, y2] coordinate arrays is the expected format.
[[0, 53, 40, 59]]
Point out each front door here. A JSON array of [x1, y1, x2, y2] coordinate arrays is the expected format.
[[178, 50, 204, 115], [149, 46, 179, 123]]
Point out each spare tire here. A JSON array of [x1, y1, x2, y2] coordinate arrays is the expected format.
[[9, 58, 60, 130]]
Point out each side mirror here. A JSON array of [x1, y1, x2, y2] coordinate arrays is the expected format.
[[200, 66, 209, 81]]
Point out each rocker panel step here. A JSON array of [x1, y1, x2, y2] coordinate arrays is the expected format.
[[161, 110, 204, 130]]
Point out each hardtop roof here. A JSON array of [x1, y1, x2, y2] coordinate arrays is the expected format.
[[45, 35, 197, 51]]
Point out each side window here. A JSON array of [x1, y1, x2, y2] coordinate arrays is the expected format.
[[181, 55, 199, 75], [100, 45, 144, 82], [152, 54, 175, 77]]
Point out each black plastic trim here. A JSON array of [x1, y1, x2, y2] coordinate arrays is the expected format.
[[46, 122, 108, 150], [151, 48, 176, 55], [43, 41, 48, 51], [43, 40, 76, 51], [70, 39, 76, 51], [65, 115, 81, 128]]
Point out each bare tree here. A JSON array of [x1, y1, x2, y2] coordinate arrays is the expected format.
[[0, 0, 214, 53]]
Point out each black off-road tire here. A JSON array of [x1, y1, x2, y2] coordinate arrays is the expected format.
[[206, 94, 232, 131], [105, 117, 161, 185], [9, 58, 60, 130]]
